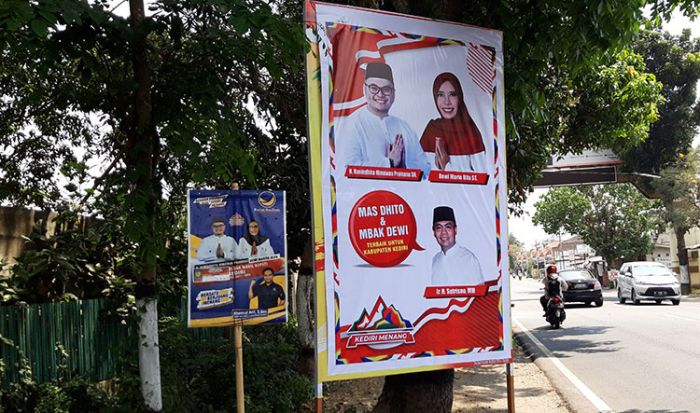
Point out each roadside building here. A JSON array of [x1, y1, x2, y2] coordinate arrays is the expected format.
[[549, 235, 595, 270], [647, 232, 672, 268]]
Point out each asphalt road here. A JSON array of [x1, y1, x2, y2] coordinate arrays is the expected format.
[[511, 276, 700, 413]]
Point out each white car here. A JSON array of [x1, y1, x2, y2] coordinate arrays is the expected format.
[[617, 261, 681, 305]]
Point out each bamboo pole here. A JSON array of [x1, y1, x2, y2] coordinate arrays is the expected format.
[[315, 382, 323, 413], [506, 362, 515, 413], [235, 323, 245, 413]]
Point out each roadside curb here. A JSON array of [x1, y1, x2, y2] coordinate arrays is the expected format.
[[513, 326, 609, 413], [512, 330, 573, 413]]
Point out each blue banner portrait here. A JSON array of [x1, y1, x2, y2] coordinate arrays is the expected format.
[[187, 189, 287, 327]]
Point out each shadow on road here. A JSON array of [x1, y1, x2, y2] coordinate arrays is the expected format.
[[614, 301, 678, 306], [523, 325, 621, 358], [562, 302, 604, 309]]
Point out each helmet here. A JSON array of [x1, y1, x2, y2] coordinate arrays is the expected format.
[[546, 264, 557, 275]]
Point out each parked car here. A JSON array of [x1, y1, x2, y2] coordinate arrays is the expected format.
[[617, 261, 681, 305], [558, 269, 604, 307]]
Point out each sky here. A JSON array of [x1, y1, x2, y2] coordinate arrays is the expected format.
[[508, 10, 700, 249]]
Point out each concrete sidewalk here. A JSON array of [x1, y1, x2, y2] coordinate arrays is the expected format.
[[451, 342, 571, 412]]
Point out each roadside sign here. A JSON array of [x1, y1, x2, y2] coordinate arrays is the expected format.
[[305, 1, 511, 381], [187, 189, 287, 327]]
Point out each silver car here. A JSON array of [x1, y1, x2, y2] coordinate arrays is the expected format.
[[617, 261, 681, 305]]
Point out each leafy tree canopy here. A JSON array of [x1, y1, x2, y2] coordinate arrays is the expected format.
[[508, 234, 524, 271], [1, 0, 697, 214], [0, 0, 698, 286], [654, 150, 700, 232], [533, 184, 664, 266], [0, 0, 308, 268], [532, 187, 587, 235], [623, 29, 700, 174], [619, 28, 700, 276]]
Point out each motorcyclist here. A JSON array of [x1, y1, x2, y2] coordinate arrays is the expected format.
[[540, 264, 568, 316]]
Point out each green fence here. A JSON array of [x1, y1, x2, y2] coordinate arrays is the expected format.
[[0, 299, 133, 384], [0, 298, 223, 385]]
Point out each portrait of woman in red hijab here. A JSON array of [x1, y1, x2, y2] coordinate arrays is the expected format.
[[420, 72, 485, 171]]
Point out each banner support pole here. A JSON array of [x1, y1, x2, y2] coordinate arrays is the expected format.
[[235, 322, 245, 413], [229, 182, 245, 413], [506, 362, 515, 413], [315, 383, 323, 413]]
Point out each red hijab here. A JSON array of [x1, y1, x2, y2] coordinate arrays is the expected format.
[[420, 73, 485, 155]]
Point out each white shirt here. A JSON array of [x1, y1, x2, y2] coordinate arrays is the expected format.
[[196, 235, 237, 262], [340, 106, 430, 175], [431, 244, 484, 286], [238, 237, 275, 259]]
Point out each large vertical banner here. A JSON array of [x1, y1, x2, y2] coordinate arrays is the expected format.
[[306, 2, 511, 381], [187, 189, 287, 327]]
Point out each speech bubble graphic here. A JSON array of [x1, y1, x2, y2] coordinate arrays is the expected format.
[[348, 190, 424, 267]]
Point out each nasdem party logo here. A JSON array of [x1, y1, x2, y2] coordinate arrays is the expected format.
[[257, 191, 276, 209]]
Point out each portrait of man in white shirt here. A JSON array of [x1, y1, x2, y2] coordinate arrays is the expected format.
[[431, 206, 484, 286], [195, 216, 237, 262], [340, 62, 430, 176]]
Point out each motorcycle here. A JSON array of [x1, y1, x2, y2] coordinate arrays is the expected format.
[[545, 295, 566, 329]]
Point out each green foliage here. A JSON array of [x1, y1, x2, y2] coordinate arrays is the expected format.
[[620, 29, 700, 263], [114, 317, 312, 413], [0, 344, 36, 413], [568, 51, 663, 153], [0, 0, 308, 289], [623, 29, 700, 173], [0, 375, 116, 413], [1, 313, 311, 412], [34, 384, 69, 413], [533, 188, 588, 235], [0, 0, 692, 233], [244, 324, 314, 413], [508, 49, 665, 204], [654, 150, 700, 232], [533, 184, 663, 265], [507, 234, 524, 271], [0, 262, 20, 302], [2, 214, 117, 304], [0, 337, 115, 413]]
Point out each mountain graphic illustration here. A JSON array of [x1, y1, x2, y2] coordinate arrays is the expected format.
[[349, 296, 413, 332]]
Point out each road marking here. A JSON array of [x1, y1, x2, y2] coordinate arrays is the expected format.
[[514, 318, 614, 413], [665, 314, 697, 322]]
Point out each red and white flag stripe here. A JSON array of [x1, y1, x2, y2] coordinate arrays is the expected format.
[[467, 43, 495, 94]]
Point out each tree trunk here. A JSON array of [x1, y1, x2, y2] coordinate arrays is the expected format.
[[136, 297, 162, 411], [674, 225, 690, 295], [128, 0, 161, 410], [296, 237, 315, 376], [372, 369, 454, 413]]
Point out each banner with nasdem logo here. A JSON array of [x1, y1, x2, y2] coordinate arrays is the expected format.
[[305, 1, 511, 380], [187, 189, 287, 327]]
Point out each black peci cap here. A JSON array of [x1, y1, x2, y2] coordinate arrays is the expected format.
[[365, 62, 394, 83], [433, 206, 455, 224]]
